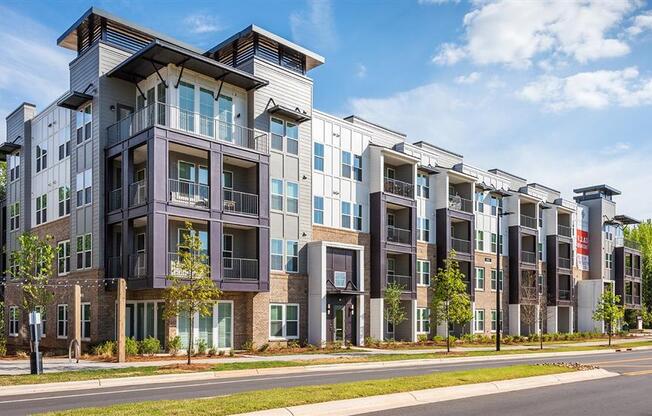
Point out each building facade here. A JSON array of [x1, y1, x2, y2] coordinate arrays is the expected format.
[[1, 7, 643, 352]]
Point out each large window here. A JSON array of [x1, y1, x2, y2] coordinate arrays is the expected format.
[[270, 118, 284, 151], [417, 308, 430, 334], [9, 152, 20, 182], [217, 95, 233, 142], [58, 240, 71, 275], [178, 161, 195, 182], [286, 122, 298, 155], [491, 269, 504, 291], [418, 218, 430, 242], [269, 304, 299, 340], [271, 179, 283, 211], [9, 306, 19, 336], [353, 155, 362, 181], [76, 169, 92, 206], [341, 151, 352, 179], [341, 201, 351, 229], [76, 104, 92, 145], [491, 309, 502, 332], [59, 186, 71, 217], [57, 304, 68, 339], [605, 253, 613, 269], [286, 240, 298, 273], [476, 230, 484, 251], [9, 202, 19, 231], [270, 118, 298, 155], [179, 82, 195, 131], [81, 303, 91, 340], [271, 239, 284, 271], [199, 88, 214, 137], [475, 267, 485, 290], [417, 173, 430, 198], [475, 191, 485, 213], [35, 144, 48, 173], [270, 179, 298, 214], [77, 233, 92, 269], [490, 197, 499, 215], [314, 142, 324, 171], [35, 194, 47, 225], [313, 196, 324, 224], [418, 260, 431, 286], [334, 271, 346, 288], [474, 309, 485, 333], [58, 128, 70, 161], [286, 182, 299, 214]]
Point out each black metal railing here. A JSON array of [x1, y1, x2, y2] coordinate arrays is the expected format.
[[169, 179, 209, 208], [451, 237, 471, 253], [109, 188, 122, 211], [129, 180, 147, 207], [557, 224, 572, 238], [521, 251, 536, 264], [558, 257, 571, 269], [223, 189, 258, 216], [168, 252, 210, 277], [107, 256, 122, 279], [448, 194, 473, 213], [387, 225, 411, 244], [520, 214, 537, 229], [387, 274, 412, 291], [223, 257, 259, 281], [384, 177, 414, 198]]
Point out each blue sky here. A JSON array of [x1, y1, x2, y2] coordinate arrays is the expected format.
[[1, 0, 652, 219]]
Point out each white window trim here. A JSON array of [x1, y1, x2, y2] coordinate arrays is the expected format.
[[417, 260, 430, 287], [474, 309, 485, 333], [285, 240, 299, 273], [269, 303, 300, 340], [416, 307, 430, 334], [270, 238, 284, 272], [313, 195, 324, 225], [58, 240, 71, 276], [475, 267, 485, 291], [81, 302, 91, 341], [285, 181, 299, 215], [57, 304, 68, 339], [270, 178, 285, 213], [177, 160, 196, 182], [9, 306, 19, 337]]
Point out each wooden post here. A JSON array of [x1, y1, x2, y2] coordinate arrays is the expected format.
[[117, 278, 126, 362], [73, 285, 81, 356]]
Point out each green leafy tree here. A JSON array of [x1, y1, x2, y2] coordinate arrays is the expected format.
[[384, 282, 407, 340], [163, 222, 222, 365], [431, 251, 473, 352], [593, 288, 625, 346], [0, 160, 6, 200], [625, 222, 652, 313], [9, 233, 56, 316]]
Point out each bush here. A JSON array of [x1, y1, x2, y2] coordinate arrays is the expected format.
[[140, 336, 161, 356], [168, 336, 182, 356], [257, 343, 269, 352], [218, 349, 225, 356], [228, 349, 235, 357], [432, 335, 444, 343], [125, 337, 139, 356], [364, 336, 380, 347], [197, 338, 208, 355], [92, 340, 117, 357], [287, 340, 301, 349], [417, 334, 429, 343], [207, 347, 217, 357], [242, 339, 255, 353], [0, 339, 6, 357]]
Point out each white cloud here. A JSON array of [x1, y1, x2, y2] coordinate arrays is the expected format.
[[356, 63, 367, 79], [183, 14, 224, 34], [627, 10, 652, 35], [434, 0, 639, 68], [601, 141, 631, 155], [290, 0, 337, 51], [454, 71, 482, 84], [519, 67, 652, 111]]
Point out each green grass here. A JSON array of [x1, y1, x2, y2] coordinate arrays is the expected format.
[[41, 364, 574, 416]]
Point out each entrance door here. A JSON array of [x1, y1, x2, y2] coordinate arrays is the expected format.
[[334, 305, 345, 342], [327, 296, 356, 345]]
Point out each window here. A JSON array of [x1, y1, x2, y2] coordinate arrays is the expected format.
[[178, 161, 195, 182], [475, 192, 485, 212], [270, 118, 298, 155], [418, 260, 430, 286], [157, 82, 167, 125], [269, 304, 299, 339], [199, 88, 214, 137], [286, 182, 299, 214], [58, 240, 71, 275], [222, 171, 233, 189], [223, 234, 233, 269], [538, 242, 543, 261], [353, 155, 362, 181], [286, 240, 299, 273], [314, 196, 324, 224], [35, 144, 47, 172], [35, 194, 47, 225], [77, 233, 92, 269], [341, 151, 352, 179], [76, 169, 92, 206], [9, 152, 20, 182], [475, 267, 485, 290], [76, 104, 92, 145], [334, 271, 346, 288], [314, 142, 324, 171], [491, 309, 502, 332], [491, 233, 498, 252], [286, 122, 298, 155], [271, 179, 284, 211], [474, 309, 485, 332], [605, 253, 613, 269], [353, 203, 363, 231], [417, 173, 430, 198], [498, 234, 504, 254], [270, 118, 284, 151], [217, 95, 233, 141], [476, 230, 484, 251], [491, 269, 504, 291], [271, 239, 284, 271], [58, 186, 70, 217], [178, 82, 195, 131], [9, 306, 19, 336], [418, 218, 430, 242], [417, 308, 430, 334], [341, 201, 351, 229], [9, 202, 19, 231], [490, 197, 498, 215], [57, 304, 68, 338], [81, 303, 91, 340]]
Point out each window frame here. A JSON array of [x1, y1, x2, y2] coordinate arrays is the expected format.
[[417, 260, 431, 286], [417, 172, 430, 198], [476, 230, 484, 251], [271, 239, 284, 271], [475, 267, 485, 291], [417, 307, 430, 334], [9, 306, 19, 337], [341, 201, 351, 229], [341, 151, 352, 179], [57, 304, 68, 339], [76, 233, 92, 270], [314, 142, 325, 172], [58, 240, 71, 276], [76, 104, 92, 145], [474, 309, 485, 333], [313, 196, 324, 225], [81, 302, 91, 341], [285, 240, 299, 273], [269, 303, 300, 340], [334, 271, 347, 288], [286, 181, 299, 214], [418, 217, 430, 242], [58, 186, 71, 217], [35, 194, 47, 225], [353, 154, 362, 181]]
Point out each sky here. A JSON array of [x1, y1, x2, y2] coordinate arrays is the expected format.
[[1, 0, 652, 219]]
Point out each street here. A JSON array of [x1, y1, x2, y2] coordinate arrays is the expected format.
[[3, 349, 652, 415]]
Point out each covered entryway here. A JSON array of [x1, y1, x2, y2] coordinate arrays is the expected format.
[[326, 295, 357, 345]]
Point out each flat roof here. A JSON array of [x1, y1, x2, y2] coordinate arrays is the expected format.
[[5, 102, 36, 121], [573, 184, 621, 196], [412, 141, 464, 159], [488, 168, 527, 182], [206, 24, 325, 71], [528, 182, 560, 194], [344, 115, 407, 138]]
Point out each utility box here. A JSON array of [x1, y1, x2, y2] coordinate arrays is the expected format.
[[29, 311, 43, 375]]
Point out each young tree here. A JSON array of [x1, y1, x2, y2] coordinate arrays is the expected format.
[[431, 251, 473, 352], [384, 281, 407, 341], [164, 222, 222, 365], [593, 288, 625, 346], [625, 222, 652, 313]]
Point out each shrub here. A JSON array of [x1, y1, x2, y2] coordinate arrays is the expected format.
[[228, 349, 234, 357], [207, 348, 217, 357], [257, 343, 269, 352], [287, 340, 301, 349], [218, 349, 225, 356], [140, 336, 161, 356], [168, 336, 182, 356], [364, 336, 380, 347], [197, 338, 208, 355], [0, 340, 6, 357], [125, 337, 139, 356], [448, 335, 458, 344], [417, 334, 429, 343], [242, 339, 255, 353], [432, 335, 444, 343], [92, 340, 117, 357]]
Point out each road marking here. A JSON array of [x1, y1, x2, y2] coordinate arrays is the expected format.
[[588, 357, 652, 366], [622, 369, 652, 376]]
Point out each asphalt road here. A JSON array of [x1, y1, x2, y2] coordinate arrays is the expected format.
[[2, 349, 652, 415]]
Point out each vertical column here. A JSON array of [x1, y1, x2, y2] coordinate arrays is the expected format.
[[72, 285, 81, 354], [121, 147, 131, 211], [149, 212, 167, 286], [117, 278, 126, 362], [258, 226, 270, 291], [209, 220, 221, 282], [209, 150, 222, 213]]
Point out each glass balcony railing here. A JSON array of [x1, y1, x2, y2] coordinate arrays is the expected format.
[[520, 214, 537, 230], [451, 237, 471, 254], [448, 195, 473, 213], [384, 177, 414, 198], [129, 180, 147, 207]]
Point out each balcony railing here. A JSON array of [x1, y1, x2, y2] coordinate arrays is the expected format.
[[384, 177, 414, 198], [559, 289, 571, 301], [626, 294, 633, 304], [129, 180, 147, 207], [169, 179, 209, 208], [626, 266, 633, 276], [107, 256, 122, 279], [520, 214, 537, 230], [168, 252, 209, 277], [223, 189, 258, 216], [387, 274, 413, 291], [633, 267, 641, 277], [109, 188, 122, 211], [129, 253, 147, 279], [521, 286, 539, 301], [451, 237, 471, 254], [615, 237, 641, 251], [557, 224, 572, 238], [634, 295, 641, 304], [107, 103, 269, 153], [521, 251, 536, 264], [558, 257, 571, 269], [223, 257, 259, 281], [448, 194, 473, 213], [387, 225, 411, 244]]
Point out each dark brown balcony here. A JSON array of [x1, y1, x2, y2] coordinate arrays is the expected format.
[[451, 237, 471, 254]]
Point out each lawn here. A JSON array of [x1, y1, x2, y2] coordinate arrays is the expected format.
[[41, 364, 575, 416]]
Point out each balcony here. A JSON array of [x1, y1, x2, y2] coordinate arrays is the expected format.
[[168, 252, 209, 277], [384, 177, 414, 199], [387, 274, 413, 291], [449, 195, 473, 213], [107, 256, 122, 279], [633, 267, 641, 277], [557, 224, 572, 238], [521, 286, 539, 301], [223, 189, 258, 216], [558, 257, 571, 269], [451, 237, 471, 254], [106, 103, 269, 154], [387, 225, 411, 244], [129, 180, 147, 207], [559, 289, 571, 301], [520, 214, 537, 230], [169, 179, 209, 208], [223, 257, 259, 281], [521, 251, 536, 264], [109, 188, 122, 211], [129, 253, 147, 278]]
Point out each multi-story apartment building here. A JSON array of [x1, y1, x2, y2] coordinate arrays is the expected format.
[[1, 7, 644, 351]]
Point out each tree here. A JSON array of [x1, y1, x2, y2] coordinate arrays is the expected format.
[[163, 222, 222, 365], [519, 275, 546, 349], [593, 288, 625, 346], [430, 251, 473, 352], [625, 222, 652, 314], [9, 233, 56, 322], [0, 160, 6, 200], [384, 281, 407, 341]]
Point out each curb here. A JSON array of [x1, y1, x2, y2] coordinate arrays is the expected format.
[[0, 347, 640, 397], [233, 369, 619, 416]]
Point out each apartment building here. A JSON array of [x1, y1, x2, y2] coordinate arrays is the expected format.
[[1, 7, 643, 352]]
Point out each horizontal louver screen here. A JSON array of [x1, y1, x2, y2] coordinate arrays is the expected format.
[[106, 21, 151, 53]]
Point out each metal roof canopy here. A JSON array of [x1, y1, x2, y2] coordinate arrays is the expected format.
[[268, 104, 311, 123], [614, 214, 640, 225], [57, 91, 93, 110], [0, 142, 21, 161], [573, 184, 622, 196], [107, 40, 268, 91]]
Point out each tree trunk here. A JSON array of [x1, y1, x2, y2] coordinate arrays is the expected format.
[[446, 303, 450, 353], [608, 322, 612, 347], [188, 314, 194, 365]]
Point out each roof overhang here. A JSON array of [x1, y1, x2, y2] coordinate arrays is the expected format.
[[56, 91, 93, 110], [574, 184, 621, 196], [0, 142, 21, 161], [107, 40, 268, 91], [513, 190, 541, 203], [614, 214, 640, 225], [268, 104, 311, 123]]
